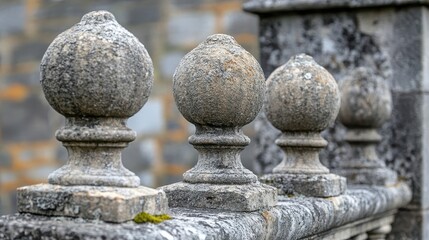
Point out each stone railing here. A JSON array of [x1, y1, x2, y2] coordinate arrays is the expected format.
[[0, 11, 411, 240]]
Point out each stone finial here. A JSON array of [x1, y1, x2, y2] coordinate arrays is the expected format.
[[16, 11, 168, 222], [161, 34, 277, 211], [335, 67, 397, 185], [261, 54, 346, 197]]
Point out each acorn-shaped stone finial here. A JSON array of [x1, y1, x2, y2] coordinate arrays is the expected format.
[[162, 34, 277, 211], [17, 11, 168, 223], [336, 67, 397, 185], [261, 54, 346, 197], [40, 10, 152, 187]]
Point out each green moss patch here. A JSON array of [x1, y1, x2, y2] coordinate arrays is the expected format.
[[133, 212, 172, 224]]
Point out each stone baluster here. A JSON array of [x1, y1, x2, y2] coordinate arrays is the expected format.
[[335, 67, 397, 186], [16, 11, 168, 223], [161, 34, 277, 211], [367, 225, 392, 240], [261, 54, 346, 197]]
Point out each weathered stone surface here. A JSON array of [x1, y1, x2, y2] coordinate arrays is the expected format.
[[163, 34, 277, 210], [262, 54, 346, 197], [162, 182, 276, 211], [17, 10, 168, 222], [244, 3, 428, 237], [41, 11, 152, 118], [0, 183, 411, 239], [17, 184, 168, 223], [334, 67, 398, 186], [262, 173, 346, 197], [244, 0, 429, 13]]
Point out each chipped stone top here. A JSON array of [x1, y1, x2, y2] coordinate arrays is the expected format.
[[173, 34, 265, 128], [265, 54, 340, 132], [339, 67, 392, 129], [243, 0, 429, 13], [0, 183, 411, 239], [41, 10, 153, 117]]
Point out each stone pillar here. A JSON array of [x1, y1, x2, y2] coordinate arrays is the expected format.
[[260, 54, 346, 197], [243, 0, 429, 238], [161, 34, 277, 211], [335, 67, 397, 185], [16, 11, 168, 223]]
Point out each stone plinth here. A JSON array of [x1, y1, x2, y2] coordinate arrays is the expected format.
[[161, 34, 277, 211], [17, 184, 168, 223], [261, 54, 346, 197], [16, 10, 168, 223]]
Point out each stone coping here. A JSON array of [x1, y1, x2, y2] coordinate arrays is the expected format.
[[243, 0, 429, 13], [0, 182, 410, 240]]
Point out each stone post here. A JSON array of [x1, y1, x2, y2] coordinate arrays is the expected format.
[[335, 67, 398, 185], [260, 54, 346, 197], [161, 34, 277, 211], [243, 0, 429, 238], [16, 11, 168, 223]]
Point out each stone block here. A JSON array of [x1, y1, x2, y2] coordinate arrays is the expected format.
[[122, 139, 157, 173], [167, 12, 215, 46], [17, 184, 168, 223], [261, 173, 346, 197], [224, 11, 258, 36], [12, 41, 49, 65], [388, 209, 429, 240], [0, 3, 24, 35], [0, 149, 12, 168], [163, 141, 197, 166], [128, 1, 162, 24], [161, 182, 277, 211], [0, 94, 53, 142], [127, 99, 164, 135], [160, 51, 186, 79], [333, 168, 397, 186]]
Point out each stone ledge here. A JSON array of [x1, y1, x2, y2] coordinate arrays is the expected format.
[[0, 182, 411, 239], [243, 0, 429, 13]]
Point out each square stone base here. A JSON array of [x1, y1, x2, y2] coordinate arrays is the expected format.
[[261, 173, 346, 197], [17, 184, 169, 223], [160, 182, 277, 211], [333, 168, 397, 186]]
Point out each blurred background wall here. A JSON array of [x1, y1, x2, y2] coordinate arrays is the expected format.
[[0, 0, 259, 215]]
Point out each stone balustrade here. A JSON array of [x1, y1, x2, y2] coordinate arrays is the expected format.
[[0, 10, 412, 240]]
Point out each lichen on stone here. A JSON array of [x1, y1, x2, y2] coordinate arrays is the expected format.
[[133, 212, 171, 224]]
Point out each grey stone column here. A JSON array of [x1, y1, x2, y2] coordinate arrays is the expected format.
[[161, 34, 277, 211], [243, 0, 429, 238], [16, 11, 168, 223]]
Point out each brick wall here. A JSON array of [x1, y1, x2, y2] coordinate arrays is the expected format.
[[0, 0, 259, 214]]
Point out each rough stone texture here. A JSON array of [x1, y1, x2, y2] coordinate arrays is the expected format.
[[262, 173, 346, 197], [243, 0, 429, 13], [0, 183, 411, 239], [17, 11, 168, 222], [161, 182, 276, 211], [16, 184, 168, 223], [261, 54, 346, 197], [163, 34, 277, 210], [243, 3, 429, 238], [334, 67, 398, 186]]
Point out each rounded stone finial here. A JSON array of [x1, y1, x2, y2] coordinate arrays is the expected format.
[[338, 67, 392, 128], [173, 34, 265, 128], [41, 10, 153, 117], [40, 10, 154, 188], [261, 54, 346, 197], [265, 54, 340, 132]]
